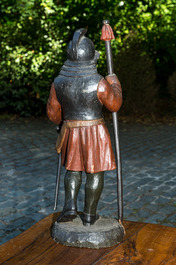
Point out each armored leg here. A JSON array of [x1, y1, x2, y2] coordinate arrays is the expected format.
[[57, 170, 82, 223], [83, 172, 104, 226]]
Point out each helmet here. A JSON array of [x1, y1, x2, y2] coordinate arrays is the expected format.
[[67, 28, 96, 61]]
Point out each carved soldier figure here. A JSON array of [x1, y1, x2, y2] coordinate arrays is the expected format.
[[47, 28, 122, 227]]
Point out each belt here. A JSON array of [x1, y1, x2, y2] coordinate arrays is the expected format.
[[56, 118, 104, 153]]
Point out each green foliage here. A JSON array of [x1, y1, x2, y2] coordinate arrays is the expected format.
[[0, 0, 176, 116]]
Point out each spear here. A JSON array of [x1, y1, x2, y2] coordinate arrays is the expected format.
[[101, 20, 123, 223], [54, 152, 61, 211], [54, 125, 62, 211]]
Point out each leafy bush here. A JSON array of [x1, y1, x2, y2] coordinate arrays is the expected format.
[[0, 0, 176, 116]]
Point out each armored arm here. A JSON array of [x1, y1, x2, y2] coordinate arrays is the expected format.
[[47, 83, 62, 125], [97, 74, 122, 112]]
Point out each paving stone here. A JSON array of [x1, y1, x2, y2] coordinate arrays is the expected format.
[[9, 217, 35, 229], [164, 181, 176, 187], [158, 205, 176, 215], [102, 194, 116, 203], [32, 213, 48, 222], [137, 184, 154, 192], [167, 215, 176, 223], [0, 230, 22, 245], [123, 193, 138, 204], [129, 199, 148, 209], [145, 213, 167, 224], [0, 207, 17, 217], [145, 203, 160, 213], [136, 209, 151, 219], [154, 196, 171, 205], [162, 189, 176, 199], [1, 213, 24, 223], [0, 199, 17, 208], [123, 208, 134, 217]]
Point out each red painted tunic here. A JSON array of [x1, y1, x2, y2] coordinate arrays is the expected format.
[[47, 75, 122, 173]]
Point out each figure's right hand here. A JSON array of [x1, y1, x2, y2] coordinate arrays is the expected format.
[[47, 83, 62, 125], [97, 76, 122, 112], [105, 74, 121, 89]]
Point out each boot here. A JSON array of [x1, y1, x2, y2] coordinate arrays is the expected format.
[[82, 212, 99, 226], [57, 171, 82, 223], [83, 172, 104, 226]]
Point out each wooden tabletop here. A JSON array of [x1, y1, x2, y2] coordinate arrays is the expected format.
[[0, 213, 175, 265]]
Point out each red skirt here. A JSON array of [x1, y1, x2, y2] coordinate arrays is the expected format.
[[61, 124, 116, 173]]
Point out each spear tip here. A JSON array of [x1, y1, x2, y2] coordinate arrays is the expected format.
[[101, 20, 115, 41]]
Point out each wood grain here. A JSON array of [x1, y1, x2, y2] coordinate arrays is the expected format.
[[95, 223, 176, 265], [0, 213, 175, 265]]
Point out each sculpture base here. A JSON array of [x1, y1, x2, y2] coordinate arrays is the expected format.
[[51, 215, 125, 249]]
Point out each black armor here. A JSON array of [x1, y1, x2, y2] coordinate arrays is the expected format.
[[67, 28, 96, 62], [54, 28, 102, 121], [54, 72, 103, 121]]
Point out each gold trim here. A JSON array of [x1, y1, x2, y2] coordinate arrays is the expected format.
[[64, 118, 104, 128]]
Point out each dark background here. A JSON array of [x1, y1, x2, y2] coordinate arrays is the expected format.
[[0, 0, 176, 121]]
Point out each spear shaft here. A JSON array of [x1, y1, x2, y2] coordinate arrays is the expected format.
[[101, 20, 123, 222], [54, 152, 61, 211], [104, 40, 114, 75], [54, 125, 62, 211]]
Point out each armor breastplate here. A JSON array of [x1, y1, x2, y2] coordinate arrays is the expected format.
[[54, 60, 103, 120]]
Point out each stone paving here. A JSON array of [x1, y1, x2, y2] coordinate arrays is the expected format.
[[0, 117, 176, 245]]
